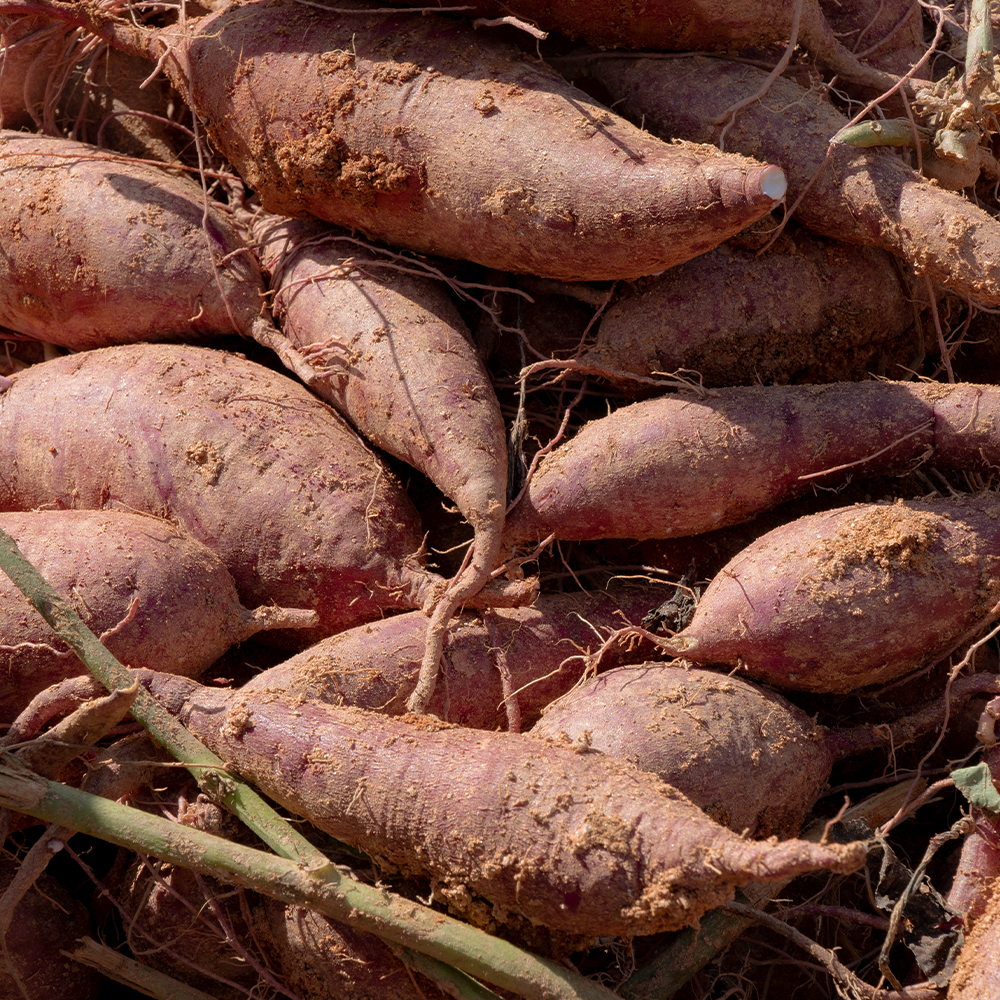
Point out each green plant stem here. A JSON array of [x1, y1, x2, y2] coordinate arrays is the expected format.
[[966, 0, 994, 90], [401, 948, 506, 1000], [832, 119, 927, 148], [0, 763, 617, 1000]]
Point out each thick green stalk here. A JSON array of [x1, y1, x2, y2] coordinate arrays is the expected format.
[[966, 0, 994, 89], [0, 764, 617, 1000]]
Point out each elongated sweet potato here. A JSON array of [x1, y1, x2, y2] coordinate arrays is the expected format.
[[666, 493, 1000, 692], [574, 55, 1000, 306], [503, 380, 1000, 546], [0, 510, 315, 722], [253, 214, 509, 656], [0, 343, 447, 643], [15, 0, 787, 281], [244, 585, 669, 731], [582, 225, 920, 387], [532, 666, 1000, 837], [137, 670, 867, 940], [378, 0, 903, 91]]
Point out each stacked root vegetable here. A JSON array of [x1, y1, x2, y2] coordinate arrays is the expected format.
[[3, 0, 1000, 997]]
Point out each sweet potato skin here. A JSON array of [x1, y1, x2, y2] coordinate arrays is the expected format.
[[141, 672, 867, 940], [589, 226, 918, 387], [0, 132, 265, 347], [151, 1, 784, 281], [245, 585, 670, 730], [256, 215, 508, 590], [669, 493, 1000, 692], [576, 55, 1000, 305], [0, 344, 437, 643], [503, 382, 1000, 546], [0, 510, 313, 721], [531, 665, 834, 839]]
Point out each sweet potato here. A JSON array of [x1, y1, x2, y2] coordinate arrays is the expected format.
[[137, 670, 867, 940], [243, 585, 670, 731], [0, 13, 66, 128], [16, 0, 787, 281], [503, 380, 999, 546], [582, 225, 920, 387], [253, 214, 509, 665], [0, 343, 447, 643], [0, 132, 288, 354], [0, 510, 316, 722], [666, 493, 1000, 692], [532, 665, 1000, 838], [947, 888, 1000, 999], [377, 0, 904, 91], [573, 55, 1000, 306], [819, 0, 925, 76]]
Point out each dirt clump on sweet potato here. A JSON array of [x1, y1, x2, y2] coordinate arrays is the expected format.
[[668, 493, 1000, 692], [811, 504, 943, 580]]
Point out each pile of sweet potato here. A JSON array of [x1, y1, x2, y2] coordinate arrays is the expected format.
[[2, 1, 1000, 998]]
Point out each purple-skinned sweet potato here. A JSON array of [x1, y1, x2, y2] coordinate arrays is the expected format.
[[503, 380, 1000, 546], [532, 665, 1000, 838], [252, 214, 510, 693], [138, 669, 867, 940], [243, 584, 671, 731], [573, 55, 1000, 306], [582, 225, 920, 388], [665, 492, 1000, 692], [0, 343, 453, 644], [0, 131, 286, 350], [0, 510, 316, 722], [8, 0, 787, 281], [377, 0, 904, 91]]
